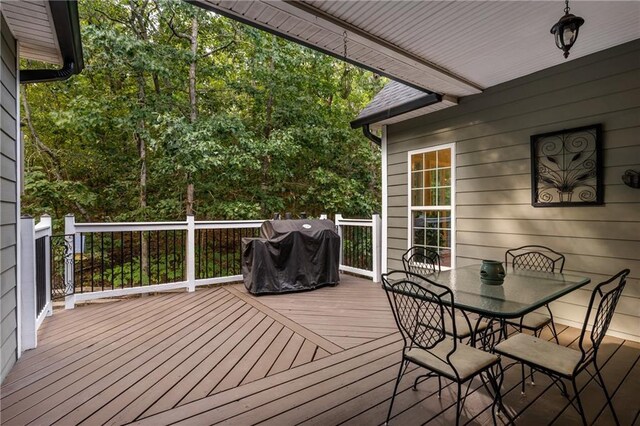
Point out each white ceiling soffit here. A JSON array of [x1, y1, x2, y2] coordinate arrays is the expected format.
[[191, 1, 640, 97], [1, 0, 62, 65]]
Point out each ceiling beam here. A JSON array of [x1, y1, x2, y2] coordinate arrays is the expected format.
[[280, 1, 483, 93]]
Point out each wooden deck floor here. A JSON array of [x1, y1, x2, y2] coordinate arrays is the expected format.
[[1, 274, 638, 425]]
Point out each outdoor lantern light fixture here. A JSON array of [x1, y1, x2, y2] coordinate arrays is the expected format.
[[550, 0, 585, 59]]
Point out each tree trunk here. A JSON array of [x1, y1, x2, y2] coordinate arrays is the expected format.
[[186, 16, 198, 216], [189, 17, 198, 123], [135, 73, 149, 283], [260, 53, 275, 215], [130, 0, 150, 282], [186, 181, 194, 215]]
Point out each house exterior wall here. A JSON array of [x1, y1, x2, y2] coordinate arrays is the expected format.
[[0, 14, 19, 382], [385, 40, 640, 341]]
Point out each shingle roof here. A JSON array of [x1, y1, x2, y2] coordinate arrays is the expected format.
[[350, 81, 441, 128], [358, 82, 430, 118]]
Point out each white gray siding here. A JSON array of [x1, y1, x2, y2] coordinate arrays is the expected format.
[[386, 40, 640, 341], [1, 14, 18, 382]]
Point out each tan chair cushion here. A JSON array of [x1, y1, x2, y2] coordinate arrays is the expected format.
[[406, 338, 499, 381], [494, 333, 582, 377], [445, 315, 489, 339], [505, 312, 551, 330]]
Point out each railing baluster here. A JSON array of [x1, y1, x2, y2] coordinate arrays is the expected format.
[[80, 232, 84, 292], [147, 230, 151, 286], [138, 230, 142, 286], [156, 230, 160, 284], [120, 231, 124, 288], [196, 229, 201, 280], [130, 231, 133, 287], [172, 230, 176, 282], [90, 233, 95, 292], [100, 232, 105, 291], [216, 229, 220, 277], [205, 229, 210, 279], [110, 232, 115, 290], [225, 228, 229, 276], [182, 230, 186, 280], [233, 228, 238, 275]]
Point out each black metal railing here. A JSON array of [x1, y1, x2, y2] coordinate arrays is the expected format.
[[50, 234, 75, 300], [75, 230, 186, 293], [341, 225, 373, 271], [195, 227, 260, 279], [35, 236, 47, 315]]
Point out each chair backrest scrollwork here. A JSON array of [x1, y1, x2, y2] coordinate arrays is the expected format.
[[505, 245, 565, 273], [382, 271, 455, 353], [577, 269, 629, 370], [402, 246, 441, 276]]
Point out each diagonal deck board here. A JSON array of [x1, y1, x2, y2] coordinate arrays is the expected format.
[[1, 275, 638, 426], [241, 274, 397, 350], [226, 285, 343, 353]]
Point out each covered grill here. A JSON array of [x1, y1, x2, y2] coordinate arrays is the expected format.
[[242, 219, 340, 295]]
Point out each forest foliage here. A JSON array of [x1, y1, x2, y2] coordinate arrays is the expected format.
[[21, 0, 385, 223]]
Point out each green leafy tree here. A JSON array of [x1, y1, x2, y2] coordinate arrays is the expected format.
[[21, 0, 385, 225]]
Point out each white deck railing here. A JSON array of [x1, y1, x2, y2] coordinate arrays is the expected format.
[[63, 215, 265, 308], [21, 213, 382, 311], [19, 215, 53, 351], [335, 214, 381, 283]]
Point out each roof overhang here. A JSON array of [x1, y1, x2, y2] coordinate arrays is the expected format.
[[1, 0, 84, 83], [350, 92, 442, 129], [187, 0, 483, 97]]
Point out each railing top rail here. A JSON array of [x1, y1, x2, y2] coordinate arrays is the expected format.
[[72, 219, 268, 233], [34, 228, 51, 239], [75, 222, 188, 233], [336, 218, 374, 226], [195, 220, 265, 229], [34, 222, 52, 232]]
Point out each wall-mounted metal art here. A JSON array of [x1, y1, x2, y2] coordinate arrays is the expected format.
[[531, 124, 603, 207], [622, 170, 640, 189]]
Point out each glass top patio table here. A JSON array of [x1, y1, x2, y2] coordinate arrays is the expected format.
[[406, 264, 591, 319]]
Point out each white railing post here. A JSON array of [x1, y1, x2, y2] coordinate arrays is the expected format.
[[372, 213, 381, 283], [319, 214, 327, 220], [64, 214, 76, 309], [335, 213, 343, 268], [39, 215, 53, 317], [20, 215, 37, 350], [186, 215, 196, 292]]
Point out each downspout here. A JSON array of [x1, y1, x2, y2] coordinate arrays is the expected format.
[[362, 124, 382, 146]]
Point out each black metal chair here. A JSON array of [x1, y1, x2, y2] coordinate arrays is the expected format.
[[495, 269, 629, 425], [504, 245, 565, 393], [504, 245, 566, 342], [403, 246, 487, 346], [382, 271, 503, 426], [402, 246, 441, 275]]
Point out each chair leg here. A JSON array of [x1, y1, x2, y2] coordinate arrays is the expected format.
[[528, 328, 540, 387], [486, 370, 501, 426], [455, 382, 462, 426], [595, 361, 620, 425], [386, 359, 407, 425], [520, 363, 526, 395], [571, 377, 588, 426], [546, 304, 560, 344]]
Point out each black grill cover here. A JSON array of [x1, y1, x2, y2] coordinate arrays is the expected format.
[[242, 219, 340, 295]]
